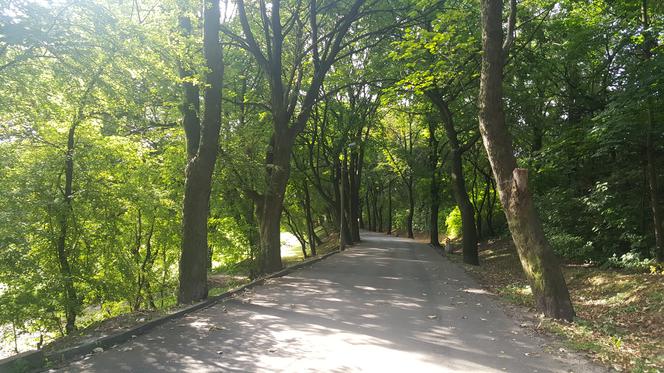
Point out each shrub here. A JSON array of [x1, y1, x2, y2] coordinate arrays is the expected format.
[[603, 252, 657, 272], [547, 232, 595, 263], [445, 207, 462, 239]]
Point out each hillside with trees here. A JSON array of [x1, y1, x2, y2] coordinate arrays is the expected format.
[[0, 0, 662, 370]]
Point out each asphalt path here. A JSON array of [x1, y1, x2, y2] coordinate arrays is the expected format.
[[60, 231, 604, 373]]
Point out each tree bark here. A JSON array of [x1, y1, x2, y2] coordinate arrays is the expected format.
[[478, 0, 575, 320], [387, 179, 393, 235], [57, 122, 80, 334], [428, 114, 441, 247], [178, 0, 224, 304], [641, 0, 663, 262], [646, 108, 663, 262], [428, 94, 478, 264], [257, 134, 292, 272], [303, 182, 317, 256], [342, 152, 354, 243], [235, 0, 365, 274], [366, 189, 373, 231], [406, 176, 415, 238], [371, 185, 382, 232]]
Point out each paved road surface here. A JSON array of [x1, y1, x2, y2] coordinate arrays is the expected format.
[[61, 232, 604, 373]]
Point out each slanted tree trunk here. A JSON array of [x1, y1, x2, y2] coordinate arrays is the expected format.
[[478, 0, 574, 320], [177, 0, 224, 304], [428, 94, 478, 264], [641, 0, 663, 263]]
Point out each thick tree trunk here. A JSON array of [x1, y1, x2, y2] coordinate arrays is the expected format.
[[57, 123, 80, 335], [178, 0, 224, 304], [257, 134, 292, 273], [479, 0, 575, 320]]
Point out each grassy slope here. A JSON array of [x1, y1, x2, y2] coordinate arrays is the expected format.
[[448, 238, 663, 373]]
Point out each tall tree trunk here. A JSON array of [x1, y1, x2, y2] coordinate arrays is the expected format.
[[343, 154, 354, 243], [387, 179, 393, 235], [57, 122, 80, 334], [366, 190, 373, 231], [257, 135, 292, 273], [236, 0, 366, 274], [641, 0, 663, 262], [378, 193, 384, 233], [428, 115, 441, 247], [372, 185, 380, 232], [428, 94, 479, 264], [349, 147, 361, 242], [406, 176, 415, 238], [178, 0, 224, 304], [478, 0, 575, 320], [303, 182, 317, 256], [646, 101, 663, 262], [486, 174, 497, 236], [359, 199, 365, 229]]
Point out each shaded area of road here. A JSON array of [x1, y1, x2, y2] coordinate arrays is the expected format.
[[61, 232, 603, 372]]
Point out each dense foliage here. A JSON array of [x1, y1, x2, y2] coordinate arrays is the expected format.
[[0, 0, 661, 357]]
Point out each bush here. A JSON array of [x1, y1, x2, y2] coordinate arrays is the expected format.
[[547, 232, 595, 263], [603, 252, 657, 272], [445, 207, 462, 239]]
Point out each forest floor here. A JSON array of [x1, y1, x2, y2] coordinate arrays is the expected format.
[[446, 237, 664, 373]]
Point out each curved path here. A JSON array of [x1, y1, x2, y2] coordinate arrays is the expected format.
[[61, 232, 603, 372]]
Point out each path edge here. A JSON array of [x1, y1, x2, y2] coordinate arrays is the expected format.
[[0, 249, 341, 373]]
